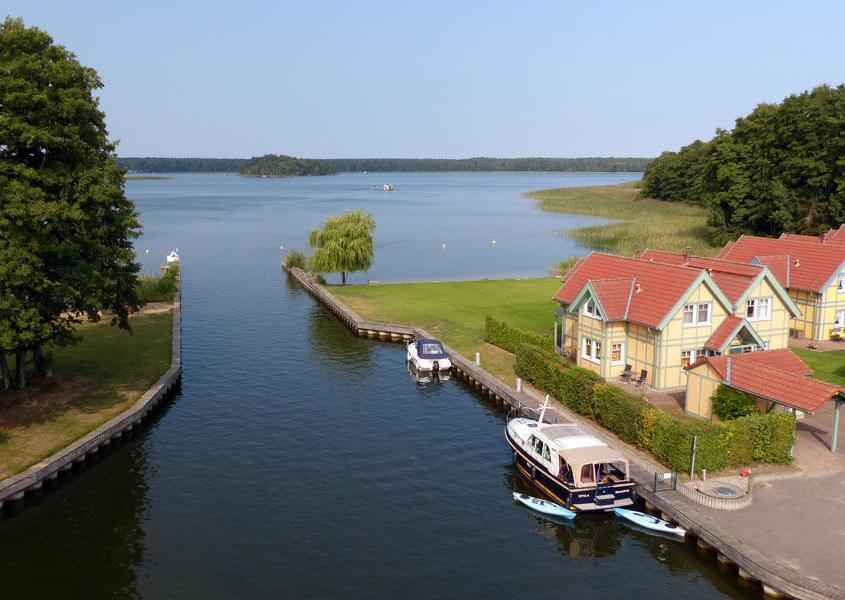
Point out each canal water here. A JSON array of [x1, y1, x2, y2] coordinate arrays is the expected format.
[[0, 173, 754, 598]]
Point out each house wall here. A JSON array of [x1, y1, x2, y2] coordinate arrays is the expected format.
[[575, 309, 604, 375], [658, 282, 729, 389], [685, 363, 722, 419], [741, 277, 791, 350], [788, 289, 820, 340], [818, 274, 845, 340]]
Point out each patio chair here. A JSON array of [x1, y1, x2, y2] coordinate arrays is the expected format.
[[618, 364, 633, 383], [633, 369, 648, 388]]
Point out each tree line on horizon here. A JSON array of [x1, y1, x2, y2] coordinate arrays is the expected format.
[[118, 155, 652, 174], [641, 84, 845, 244]]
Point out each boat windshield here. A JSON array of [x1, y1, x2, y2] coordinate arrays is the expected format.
[[418, 341, 447, 358]]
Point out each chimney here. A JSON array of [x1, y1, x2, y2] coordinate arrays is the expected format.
[[634, 249, 642, 259], [635, 283, 642, 294], [794, 258, 801, 268], [683, 246, 692, 261]]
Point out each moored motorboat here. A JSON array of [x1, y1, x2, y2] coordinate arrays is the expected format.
[[613, 508, 686, 537], [406, 338, 451, 373], [505, 401, 635, 513], [512, 492, 576, 520]]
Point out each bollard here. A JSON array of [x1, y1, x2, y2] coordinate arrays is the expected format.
[[475, 352, 480, 366], [516, 378, 522, 392], [702, 469, 707, 482]]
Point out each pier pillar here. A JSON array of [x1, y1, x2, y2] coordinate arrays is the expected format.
[[644, 501, 656, 512], [737, 568, 756, 582], [696, 538, 713, 551], [762, 584, 785, 598], [716, 552, 732, 566]]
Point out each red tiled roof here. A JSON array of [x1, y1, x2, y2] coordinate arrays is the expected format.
[[638, 250, 763, 304], [688, 349, 841, 413], [717, 235, 845, 292], [780, 226, 845, 245], [554, 253, 704, 328], [703, 316, 744, 352], [590, 277, 635, 321], [755, 255, 791, 287]]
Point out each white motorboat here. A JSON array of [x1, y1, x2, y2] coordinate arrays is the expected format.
[[406, 338, 451, 373], [512, 492, 576, 520], [506, 400, 634, 513], [166, 249, 180, 263], [613, 508, 686, 537]]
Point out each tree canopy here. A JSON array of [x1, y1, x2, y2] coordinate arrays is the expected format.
[[641, 84, 845, 244], [240, 154, 340, 177], [0, 17, 140, 389], [308, 210, 376, 285]]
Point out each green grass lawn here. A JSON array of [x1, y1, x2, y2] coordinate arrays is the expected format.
[[527, 181, 718, 257], [331, 278, 560, 381], [0, 311, 173, 480], [793, 348, 845, 387]]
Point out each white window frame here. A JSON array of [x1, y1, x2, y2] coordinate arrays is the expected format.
[[835, 310, 845, 328], [746, 297, 771, 321], [682, 302, 712, 327], [610, 342, 625, 366], [681, 349, 692, 368], [583, 298, 601, 319], [581, 336, 601, 364]]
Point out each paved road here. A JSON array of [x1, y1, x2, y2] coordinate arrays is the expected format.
[[713, 472, 845, 593]]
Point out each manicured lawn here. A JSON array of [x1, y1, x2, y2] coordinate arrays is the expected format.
[[527, 181, 718, 257], [331, 278, 560, 381], [0, 311, 173, 480], [793, 348, 845, 387]]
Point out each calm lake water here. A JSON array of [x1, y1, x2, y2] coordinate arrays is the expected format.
[[0, 173, 754, 598]]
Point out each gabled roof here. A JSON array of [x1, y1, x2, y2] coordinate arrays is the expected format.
[[718, 234, 845, 293], [780, 225, 845, 245], [687, 349, 842, 414], [702, 316, 765, 353], [637, 249, 800, 317], [555, 252, 731, 329], [589, 277, 636, 321]]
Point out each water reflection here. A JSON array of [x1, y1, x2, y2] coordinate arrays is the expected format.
[[406, 361, 451, 385], [0, 429, 151, 598], [306, 303, 375, 372]]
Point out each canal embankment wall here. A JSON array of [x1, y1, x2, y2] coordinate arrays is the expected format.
[[0, 292, 183, 510], [287, 266, 842, 600]]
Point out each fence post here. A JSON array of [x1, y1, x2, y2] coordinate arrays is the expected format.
[[516, 378, 522, 392], [690, 435, 699, 480]]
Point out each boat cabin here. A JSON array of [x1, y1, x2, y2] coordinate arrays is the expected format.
[[415, 339, 447, 359]]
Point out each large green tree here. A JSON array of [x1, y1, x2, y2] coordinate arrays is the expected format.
[[0, 17, 140, 389], [308, 210, 375, 285], [642, 84, 845, 244]]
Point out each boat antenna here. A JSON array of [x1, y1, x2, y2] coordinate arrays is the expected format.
[[538, 395, 550, 425]]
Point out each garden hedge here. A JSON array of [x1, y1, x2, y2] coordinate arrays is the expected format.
[[485, 315, 555, 354], [514, 342, 796, 472]]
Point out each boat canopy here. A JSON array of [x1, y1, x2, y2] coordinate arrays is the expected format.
[[416, 339, 448, 359], [539, 423, 629, 487]]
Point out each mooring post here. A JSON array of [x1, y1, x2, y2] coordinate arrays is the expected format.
[[689, 435, 698, 480], [832, 398, 841, 452], [475, 352, 480, 366], [516, 378, 522, 392]]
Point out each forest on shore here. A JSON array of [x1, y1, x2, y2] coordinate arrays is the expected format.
[[641, 84, 845, 244], [119, 155, 651, 174]]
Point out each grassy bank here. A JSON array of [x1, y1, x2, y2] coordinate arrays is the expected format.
[[331, 278, 559, 381], [527, 181, 717, 257], [0, 311, 173, 480], [793, 348, 845, 387]]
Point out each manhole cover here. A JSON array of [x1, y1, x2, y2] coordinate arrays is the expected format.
[[712, 485, 741, 497]]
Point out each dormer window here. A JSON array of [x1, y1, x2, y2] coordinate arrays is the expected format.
[[583, 298, 601, 318]]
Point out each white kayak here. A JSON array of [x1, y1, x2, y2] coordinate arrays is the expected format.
[[613, 508, 686, 537], [512, 493, 576, 520]]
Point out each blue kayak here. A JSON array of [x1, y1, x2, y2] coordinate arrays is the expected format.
[[513, 493, 576, 520], [613, 508, 686, 537]]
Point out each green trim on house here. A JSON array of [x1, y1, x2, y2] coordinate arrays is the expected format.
[[656, 271, 734, 331]]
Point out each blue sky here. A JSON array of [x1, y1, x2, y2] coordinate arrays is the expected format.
[[6, 1, 844, 158]]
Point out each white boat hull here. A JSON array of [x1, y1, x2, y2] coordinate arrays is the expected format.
[[613, 508, 686, 537], [513, 492, 576, 520]]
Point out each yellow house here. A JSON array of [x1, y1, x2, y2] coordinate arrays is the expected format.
[[717, 226, 845, 341], [553, 252, 800, 390]]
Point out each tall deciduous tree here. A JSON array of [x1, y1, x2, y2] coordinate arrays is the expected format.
[[308, 210, 375, 285], [0, 17, 141, 389]]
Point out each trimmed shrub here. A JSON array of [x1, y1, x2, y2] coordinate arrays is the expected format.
[[734, 412, 796, 463], [284, 249, 308, 270], [485, 315, 554, 354], [593, 384, 658, 450], [712, 384, 756, 420], [558, 367, 604, 416]]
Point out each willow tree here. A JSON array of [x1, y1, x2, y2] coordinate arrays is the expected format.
[[0, 17, 140, 389], [308, 210, 375, 285]]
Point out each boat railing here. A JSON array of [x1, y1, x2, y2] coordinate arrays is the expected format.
[[506, 404, 571, 425]]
